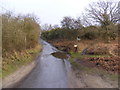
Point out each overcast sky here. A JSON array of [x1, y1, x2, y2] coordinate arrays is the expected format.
[[1, 0, 119, 26]]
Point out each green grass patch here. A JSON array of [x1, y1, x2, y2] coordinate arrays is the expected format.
[[69, 58, 79, 67], [68, 51, 118, 81], [69, 57, 84, 70], [69, 51, 109, 59]]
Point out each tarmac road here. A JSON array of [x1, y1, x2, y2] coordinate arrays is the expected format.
[[18, 40, 70, 88]]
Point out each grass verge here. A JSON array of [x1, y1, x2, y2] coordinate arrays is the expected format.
[[69, 51, 109, 59], [2, 45, 42, 78], [68, 52, 118, 81]]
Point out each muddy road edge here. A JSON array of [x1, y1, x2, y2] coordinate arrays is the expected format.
[[2, 53, 41, 88]]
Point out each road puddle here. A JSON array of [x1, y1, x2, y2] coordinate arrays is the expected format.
[[51, 52, 68, 59]]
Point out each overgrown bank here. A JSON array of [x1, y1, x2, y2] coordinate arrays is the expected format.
[[2, 45, 42, 78], [2, 12, 41, 78], [41, 3, 119, 73], [48, 39, 119, 88], [48, 39, 119, 73]]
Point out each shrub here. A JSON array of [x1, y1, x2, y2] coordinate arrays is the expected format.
[[2, 12, 40, 55], [81, 31, 98, 40]]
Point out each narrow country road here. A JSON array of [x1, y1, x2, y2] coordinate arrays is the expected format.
[[18, 40, 71, 88], [3, 40, 117, 88]]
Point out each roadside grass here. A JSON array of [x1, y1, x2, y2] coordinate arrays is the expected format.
[[2, 45, 42, 78], [48, 39, 119, 82], [69, 51, 109, 59], [82, 67, 118, 81], [68, 51, 118, 81], [69, 58, 79, 69]]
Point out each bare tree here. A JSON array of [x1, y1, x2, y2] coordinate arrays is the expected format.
[[61, 16, 83, 29], [41, 24, 53, 31], [61, 16, 74, 29], [81, 13, 93, 26], [53, 24, 60, 29], [84, 1, 119, 27], [72, 17, 83, 29], [118, 1, 120, 24]]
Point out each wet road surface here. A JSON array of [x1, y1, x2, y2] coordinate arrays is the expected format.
[[18, 41, 70, 88]]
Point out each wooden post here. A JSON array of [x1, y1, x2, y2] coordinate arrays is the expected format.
[[74, 44, 78, 52]]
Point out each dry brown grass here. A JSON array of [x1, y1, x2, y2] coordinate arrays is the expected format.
[[48, 39, 119, 56], [83, 57, 120, 73], [86, 42, 119, 56], [48, 39, 119, 73], [2, 45, 42, 77]]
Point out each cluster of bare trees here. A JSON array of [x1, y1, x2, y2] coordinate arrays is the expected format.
[[42, 0, 119, 30], [41, 1, 119, 41], [41, 24, 60, 31], [60, 1, 119, 28], [61, 16, 83, 29], [83, 1, 119, 27], [83, 1, 119, 41]]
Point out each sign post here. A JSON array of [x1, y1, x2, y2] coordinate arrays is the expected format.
[[74, 36, 81, 52]]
